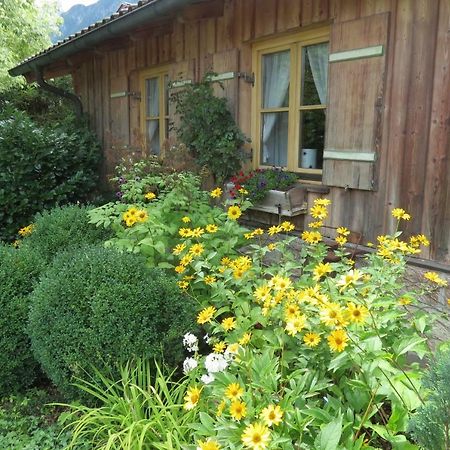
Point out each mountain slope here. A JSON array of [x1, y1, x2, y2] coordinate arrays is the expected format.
[[59, 0, 125, 41]]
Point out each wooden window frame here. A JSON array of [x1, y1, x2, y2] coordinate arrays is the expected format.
[[251, 27, 330, 179], [139, 65, 170, 155]]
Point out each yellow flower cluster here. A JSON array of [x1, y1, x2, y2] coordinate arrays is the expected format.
[[210, 187, 223, 198], [144, 192, 156, 200], [244, 228, 264, 240], [424, 271, 448, 287], [224, 255, 252, 279], [122, 207, 148, 227], [301, 230, 322, 244], [18, 224, 34, 237], [179, 227, 205, 238], [391, 208, 411, 220]]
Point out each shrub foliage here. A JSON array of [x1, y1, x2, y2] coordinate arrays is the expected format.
[[0, 108, 100, 242], [0, 244, 41, 394], [28, 245, 196, 398]]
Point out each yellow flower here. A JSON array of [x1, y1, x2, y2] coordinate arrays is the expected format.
[[213, 341, 226, 353], [392, 208, 411, 220], [270, 275, 291, 291], [398, 296, 412, 306], [241, 422, 271, 450], [18, 224, 34, 237], [253, 228, 264, 235], [320, 303, 345, 327], [227, 343, 240, 354], [447, 299, 450, 306], [144, 192, 156, 200], [313, 262, 333, 281], [285, 314, 307, 336], [244, 232, 255, 239], [336, 269, 363, 290], [260, 404, 283, 427], [410, 234, 430, 248], [239, 332, 252, 346], [191, 227, 205, 238], [424, 272, 448, 287], [284, 303, 300, 319], [221, 256, 231, 266], [180, 254, 194, 266], [177, 281, 189, 290], [310, 204, 328, 220], [197, 439, 221, 450], [346, 302, 368, 324], [221, 317, 237, 332], [230, 401, 247, 420], [174, 265, 185, 274], [267, 243, 277, 251], [335, 235, 347, 246], [197, 306, 217, 324], [308, 220, 323, 229], [179, 228, 191, 237], [228, 205, 242, 220], [328, 329, 349, 352], [268, 225, 282, 236], [210, 187, 223, 198], [189, 243, 205, 257], [280, 221, 295, 232], [182, 216, 191, 223], [204, 275, 216, 285], [128, 207, 138, 216], [337, 227, 350, 236], [303, 332, 321, 347], [314, 198, 331, 206], [172, 243, 186, 255], [239, 188, 249, 195], [206, 224, 218, 233], [225, 382, 244, 400], [301, 230, 322, 244], [183, 386, 201, 410]]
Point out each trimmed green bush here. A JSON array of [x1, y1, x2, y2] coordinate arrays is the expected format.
[[0, 108, 101, 242], [28, 245, 196, 398], [19, 205, 111, 270], [0, 244, 41, 394]]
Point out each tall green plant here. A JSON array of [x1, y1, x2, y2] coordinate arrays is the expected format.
[[171, 75, 247, 184], [60, 360, 196, 450]]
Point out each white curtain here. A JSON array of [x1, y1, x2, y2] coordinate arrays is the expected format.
[[262, 51, 290, 165], [146, 77, 160, 154], [147, 121, 160, 155], [306, 43, 329, 104]]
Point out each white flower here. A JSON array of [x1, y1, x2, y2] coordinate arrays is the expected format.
[[183, 332, 199, 352], [204, 333, 212, 344], [204, 353, 228, 373], [201, 373, 215, 384], [182, 357, 198, 374]]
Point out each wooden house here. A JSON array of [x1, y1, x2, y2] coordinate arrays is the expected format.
[[10, 0, 450, 264]]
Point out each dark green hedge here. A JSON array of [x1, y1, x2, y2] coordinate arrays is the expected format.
[[0, 244, 42, 394], [28, 245, 196, 399], [0, 108, 101, 242]]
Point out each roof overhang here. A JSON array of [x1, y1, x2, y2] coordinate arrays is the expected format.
[[9, 0, 200, 78]]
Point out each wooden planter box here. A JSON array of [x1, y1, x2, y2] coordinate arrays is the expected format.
[[225, 183, 307, 217]]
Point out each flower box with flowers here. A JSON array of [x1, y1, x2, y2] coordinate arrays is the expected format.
[[225, 168, 308, 217]]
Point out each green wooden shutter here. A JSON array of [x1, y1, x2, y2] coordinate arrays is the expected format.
[[323, 12, 389, 191]]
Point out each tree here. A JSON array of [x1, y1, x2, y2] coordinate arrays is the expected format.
[[0, 0, 61, 90]]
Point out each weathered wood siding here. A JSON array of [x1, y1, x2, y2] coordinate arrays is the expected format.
[[70, 0, 450, 264]]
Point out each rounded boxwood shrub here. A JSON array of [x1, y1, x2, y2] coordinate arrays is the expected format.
[[20, 205, 112, 270], [28, 245, 196, 398], [0, 244, 42, 394]]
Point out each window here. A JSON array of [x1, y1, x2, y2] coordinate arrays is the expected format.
[[140, 66, 169, 155], [252, 29, 329, 179]]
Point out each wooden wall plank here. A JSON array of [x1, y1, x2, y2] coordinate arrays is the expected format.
[[241, 0, 255, 41], [422, 0, 450, 262], [334, 0, 361, 21], [277, 0, 301, 31], [254, 0, 276, 38], [399, 0, 440, 236]]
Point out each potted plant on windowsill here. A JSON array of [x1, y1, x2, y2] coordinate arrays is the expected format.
[[226, 168, 307, 217]]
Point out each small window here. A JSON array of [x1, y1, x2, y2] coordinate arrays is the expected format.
[[253, 30, 329, 179], [140, 67, 169, 155]]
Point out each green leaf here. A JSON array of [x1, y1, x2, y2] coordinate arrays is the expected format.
[[315, 415, 343, 450]]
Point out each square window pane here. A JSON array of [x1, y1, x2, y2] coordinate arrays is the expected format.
[[301, 42, 329, 106], [146, 77, 159, 116], [146, 119, 160, 155], [299, 109, 326, 169], [262, 50, 290, 108], [261, 112, 288, 166]]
